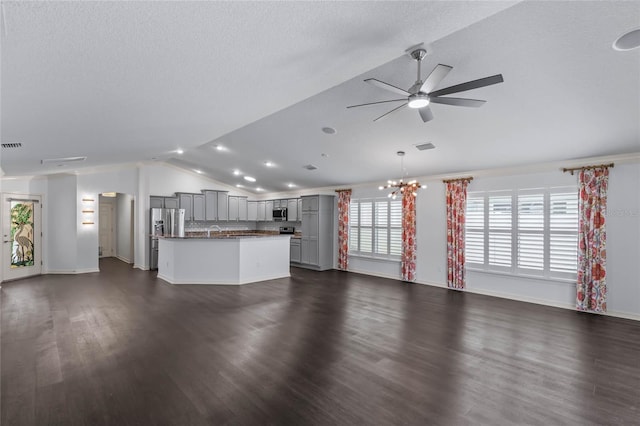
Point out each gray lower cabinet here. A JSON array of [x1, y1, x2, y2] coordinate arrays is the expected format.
[[299, 195, 334, 270], [290, 238, 301, 263]]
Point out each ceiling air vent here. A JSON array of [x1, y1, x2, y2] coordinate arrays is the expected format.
[[303, 164, 318, 171], [415, 143, 436, 151], [41, 156, 87, 164], [1, 142, 22, 149]]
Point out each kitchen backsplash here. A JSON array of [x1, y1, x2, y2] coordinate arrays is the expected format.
[[185, 220, 301, 233]]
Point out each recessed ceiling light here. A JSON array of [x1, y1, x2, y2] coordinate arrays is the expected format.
[[264, 161, 275, 167], [244, 176, 256, 182], [233, 169, 241, 176], [194, 170, 203, 174], [613, 28, 640, 51], [176, 149, 184, 155], [215, 145, 227, 151], [256, 187, 263, 192], [303, 164, 318, 171], [322, 127, 337, 135], [321, 153, 329, 158], [236, 184, 244, 188], [287, 183, 296, 188]]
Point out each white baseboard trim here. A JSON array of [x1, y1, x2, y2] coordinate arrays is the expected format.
[[133, 264, 149, 271], [413, 280, 640, 322], [347, 267, 401, 281], [44, 268, 100, 275], [115, 255, 132, 264], [157, 273, 291, 286]]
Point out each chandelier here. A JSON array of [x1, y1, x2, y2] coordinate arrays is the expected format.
[[379, 151, 423, 199]]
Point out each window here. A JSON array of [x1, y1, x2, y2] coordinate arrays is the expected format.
[[350, 198, 402, 259], [466, 187, 578, 280]]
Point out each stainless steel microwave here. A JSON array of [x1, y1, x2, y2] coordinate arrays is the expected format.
[[273, 207, 287, 221]]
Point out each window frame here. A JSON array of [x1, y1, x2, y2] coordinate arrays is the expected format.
[[465, 186, 578, 282], [349, 197, 402, 260]]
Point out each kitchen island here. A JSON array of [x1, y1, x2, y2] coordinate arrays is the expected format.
[[157, 234, 291, 285]]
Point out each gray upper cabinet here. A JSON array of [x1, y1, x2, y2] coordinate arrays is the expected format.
[[177, 193, 194, 221], [247, 201, 258, 221], [287, 199, 298, 221], [177, 193, 205, 221], [193, 194, 205, 221], [238, 197, 248, 221], [301, 196, 319, 212], [265, 200, 274, 221], [228, 196, 239, 221], [227, 196, 248, 221], [150, 196, 164, 209], [257, 201, 266, 221], [150, 196, 179, 209], [164, 197, 179, 209], [204, 191, 218, 221], [217, 192, 229, 221]]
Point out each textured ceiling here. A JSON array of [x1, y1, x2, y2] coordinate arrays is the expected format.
[[2, 1, 639, 193]]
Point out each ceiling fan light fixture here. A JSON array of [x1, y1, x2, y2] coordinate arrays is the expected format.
[[407, 93, 430, 109]]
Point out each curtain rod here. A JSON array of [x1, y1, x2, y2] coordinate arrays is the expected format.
[[562, 163, 614, 175], [335, 189, 352, 193], [442, 177, 474, 183]]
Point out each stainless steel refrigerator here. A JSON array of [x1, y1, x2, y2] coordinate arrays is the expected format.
[[149, 208, 185, 270]]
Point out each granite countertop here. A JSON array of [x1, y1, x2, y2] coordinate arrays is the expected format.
[[161, 231, 294, 240]]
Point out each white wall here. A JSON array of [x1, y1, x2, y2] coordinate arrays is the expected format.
[[46, 174, 79, 273], [348, 162, 640, 319]]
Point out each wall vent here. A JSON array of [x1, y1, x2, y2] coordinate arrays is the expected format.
[[1, 142, 22, 149], [303, 164, 318, 171], [415, 143, 436, 151]]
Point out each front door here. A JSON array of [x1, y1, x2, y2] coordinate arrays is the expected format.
[[2, 194, 43, 281]]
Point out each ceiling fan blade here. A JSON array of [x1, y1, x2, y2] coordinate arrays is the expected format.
[[428, 74, 504, 97], [347, 99, 407, 109], [373, 103, 407, 122], [430, 97, 486, 107], [365, 78, 411, 96], [419, 106, 434, 123], [420, 64, 453, 94]]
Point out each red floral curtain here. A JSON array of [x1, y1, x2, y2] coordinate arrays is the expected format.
[[577, 167, 609, 312], [336, 189, 351, 271], [446, 179, 470, 289], [401, 190, 417, 282]]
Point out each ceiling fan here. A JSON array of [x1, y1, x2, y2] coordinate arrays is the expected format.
[[347, 48, 504, 123]]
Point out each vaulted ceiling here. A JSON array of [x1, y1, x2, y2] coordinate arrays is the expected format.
[[2, 1, 639, 193]]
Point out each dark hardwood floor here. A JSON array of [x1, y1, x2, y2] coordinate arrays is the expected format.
[[2, 258, 639, 425]]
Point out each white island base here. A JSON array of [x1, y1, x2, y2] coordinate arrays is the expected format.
[[157, 235, 291, 285]]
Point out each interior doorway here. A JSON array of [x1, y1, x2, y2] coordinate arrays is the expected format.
[[99, 199, 115, 257], [98, 193, 135, 264], [2, 193, 43, 281]]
